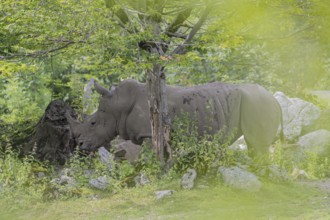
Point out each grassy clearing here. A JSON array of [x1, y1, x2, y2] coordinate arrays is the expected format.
[[0, 179, 329, 220]]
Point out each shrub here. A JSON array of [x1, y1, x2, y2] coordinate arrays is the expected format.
[[272, 143, 330, 179], [0, 147, 51, 201], [170, 113, 239, 175]]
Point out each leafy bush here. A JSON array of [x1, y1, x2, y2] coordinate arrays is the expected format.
[[135, 141, 162, 179], [0, 147, 51, 200], [272, 143, 330, 179], [170, 113, 240, 175]]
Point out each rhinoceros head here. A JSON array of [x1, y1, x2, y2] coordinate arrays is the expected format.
[[66, 81, 118, 151]]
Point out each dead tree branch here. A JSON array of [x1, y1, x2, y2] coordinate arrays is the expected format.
[[166, 6, 192, 36], [171, 4, 212, 55], [0, 40, 85, 60]]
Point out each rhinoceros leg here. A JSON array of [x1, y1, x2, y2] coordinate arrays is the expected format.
[[222, 89, 243, 144], [239, 85, 281, 156]]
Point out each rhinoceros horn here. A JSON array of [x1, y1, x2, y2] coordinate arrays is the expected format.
[[94, 81, 112, 97]]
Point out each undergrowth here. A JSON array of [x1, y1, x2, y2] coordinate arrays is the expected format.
[[272, 143, 330, 179], [0, 113, 330, 205]]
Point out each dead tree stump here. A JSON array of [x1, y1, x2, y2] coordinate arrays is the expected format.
[[23, 100, 77, 165]]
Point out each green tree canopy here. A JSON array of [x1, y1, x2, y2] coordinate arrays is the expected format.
[[1, 0, 329, 147]]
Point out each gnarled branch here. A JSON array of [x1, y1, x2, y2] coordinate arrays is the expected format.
[[166, 7, 192, 35], [171, 4, 212, 55], [0, 39, 85, 60]]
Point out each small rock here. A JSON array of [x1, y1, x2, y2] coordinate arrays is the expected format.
[[50, 175, 76, 186], [197, 184, 209, 189], [181, 168, 197, 189], [265, 164, 289, 182], [83, 169, 96, 178], [291, 167, 310, 179], [297, 129, 330, 155], [49, 175, 79, 198], [155, 190, 175, 200], [134, 173, 150, 186], [218, 166, 261, 191], [89, 176, 110, 190], [87, 194, 100, 200], [229, 136, 247, 151], [37, 172, 46, 178], [59, 168, 74, 177], [98, 147, 114, 170]]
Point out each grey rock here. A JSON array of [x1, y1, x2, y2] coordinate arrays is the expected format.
[[89, 176, 110, 190], [274, 92, 320, 141], [87, 194, 100, 200], [218, 166, 261, 191], [98, 146, 114, 170], [155, 190, 175, 200], [291, 167, 310, 179], [113, 138, 142, 163], [51, 175, 76, 186], [181, 169, 197, 189], [229, 136, 247, 151], [83, 169, 96, 178], [258, 164, 289, 182], [49, 174, 79, 198], [37, 172, 46, 178], [134, 173, 150, 186], [59, 168, 75, 177], [297, 129, 330, 155]]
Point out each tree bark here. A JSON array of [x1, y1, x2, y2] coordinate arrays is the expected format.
[[146, 63, 172, 165], [103, 1, 211, 167]]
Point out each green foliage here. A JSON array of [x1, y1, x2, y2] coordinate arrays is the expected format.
[[1, 0, 329, 150], [301, 153, 330, 179], [0, 147, 50, 200], [0, 70, 51, 147], [272, 143, 330, 179], [135, 141, 162, 178], [0, 0, 329, 214], [170, 113, 240, 175]]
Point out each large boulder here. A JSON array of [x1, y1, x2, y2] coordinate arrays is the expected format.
[[112, 138, 142, 163], [274, 92, 321, 142], [218, 166, 261, 191], [297, 129, 330, 155]]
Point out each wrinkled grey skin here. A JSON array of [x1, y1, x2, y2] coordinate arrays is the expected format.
[[66, 79, 282, 155]]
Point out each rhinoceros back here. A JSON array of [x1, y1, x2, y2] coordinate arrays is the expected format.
[[122, 80, 281, 154]]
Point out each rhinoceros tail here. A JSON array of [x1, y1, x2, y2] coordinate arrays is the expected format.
[[278, 108, 285, 144]]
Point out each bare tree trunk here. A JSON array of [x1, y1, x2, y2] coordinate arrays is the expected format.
[[146, 63, 172, 166], [103, 1, 211, 168]]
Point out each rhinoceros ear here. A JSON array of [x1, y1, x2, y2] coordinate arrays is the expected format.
[[94, 81, 112, 97], [65, 111, 81, 135], [110, 85, 116, 93]]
